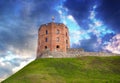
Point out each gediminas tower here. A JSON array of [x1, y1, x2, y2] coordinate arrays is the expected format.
[[37, 17, 70, 57]]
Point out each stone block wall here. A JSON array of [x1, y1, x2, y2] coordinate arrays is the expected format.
[[36, 48, 119, 59]]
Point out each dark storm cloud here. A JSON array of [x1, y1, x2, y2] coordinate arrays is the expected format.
[[72, 34, 102, 52], [0, 20, 36, 54], [0, 0, 61, 80], [0, 0, 14, 14], [0, 0, 61, 54], [97, 0, 120, 32], [63, 0, 118, 52], [63, 0, 99, 51], [64, 0, 94, 29], [0, 0, 34, 53], [102, 33, 115, 42], [0, 0, 120, 80], [18, 0, 61, 23]]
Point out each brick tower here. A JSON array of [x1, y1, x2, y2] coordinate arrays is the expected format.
[[37, 19, 70, 58]]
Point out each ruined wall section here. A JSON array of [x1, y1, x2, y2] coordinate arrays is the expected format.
[[37, 48, 118, 58]]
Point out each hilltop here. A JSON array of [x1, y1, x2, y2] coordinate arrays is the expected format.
[[2, 56, 120, 83]]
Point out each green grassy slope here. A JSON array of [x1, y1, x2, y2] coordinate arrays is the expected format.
[[2, 56, 120, 83]]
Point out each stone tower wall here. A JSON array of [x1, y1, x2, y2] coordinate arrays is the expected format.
[[37, 22, 70, 58]]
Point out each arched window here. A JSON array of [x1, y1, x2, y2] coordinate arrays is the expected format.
[[66, 32, 67, 36], [45, 46, 47, 49], [66, 40, 68, 44], [56, 29, 60, 34], [46, 30, 48, 34], [45, 38, 48, 42], [56, 45, 60, 48]]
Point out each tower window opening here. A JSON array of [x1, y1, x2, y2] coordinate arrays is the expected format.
[[45, 38, 48, 42], [45, 46, 47, 49], [66, 40, 68, 44], [56, 45, 60, 48], [56, 37, 59, 42], [56, 29, 60, 34], [66, 32, 67, 36], [46, 30, 48, 34]]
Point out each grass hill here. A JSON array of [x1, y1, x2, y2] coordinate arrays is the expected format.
[[2, 56, 120, 83]]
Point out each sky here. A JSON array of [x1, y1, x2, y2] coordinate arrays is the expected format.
[[0, 0, 120, 81]]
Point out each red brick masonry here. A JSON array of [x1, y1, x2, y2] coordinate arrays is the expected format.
[[37, 22, 70, 57]]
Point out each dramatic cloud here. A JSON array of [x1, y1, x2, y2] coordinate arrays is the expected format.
[[55, 0, 115, 52], [104, 34, 120, 54], [0, 0, 120, 81], [0, 51, 34, 81], [97, 0, 120, 32], [0, 0, 61, 81]]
